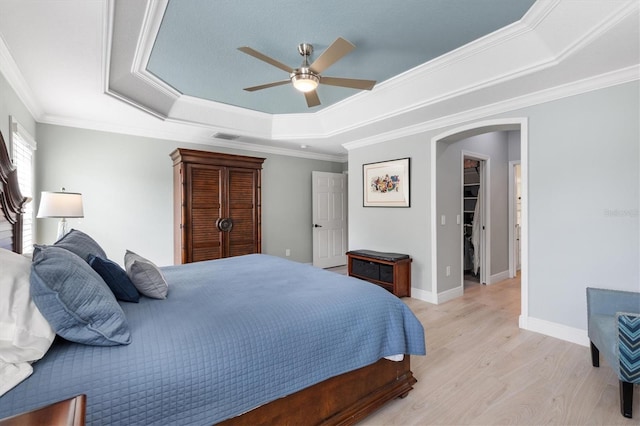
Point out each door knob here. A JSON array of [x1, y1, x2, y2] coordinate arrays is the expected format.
[[314, 224, 323, 228]]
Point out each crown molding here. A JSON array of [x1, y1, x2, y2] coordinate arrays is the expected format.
[[37, 112, 346, 163], [343, 65, 639, 151], [0, 34, 43, 120]]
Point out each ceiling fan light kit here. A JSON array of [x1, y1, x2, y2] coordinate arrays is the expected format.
[[291, 70, 319, 92], [238, 37, 376, 107]]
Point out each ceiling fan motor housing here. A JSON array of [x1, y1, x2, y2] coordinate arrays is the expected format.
[[298, 43, 313, 57]]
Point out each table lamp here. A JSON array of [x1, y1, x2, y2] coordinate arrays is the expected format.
[[37, 189, 84, 240]]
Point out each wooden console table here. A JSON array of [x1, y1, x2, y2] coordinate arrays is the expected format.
[[346, 250, 411, 297]]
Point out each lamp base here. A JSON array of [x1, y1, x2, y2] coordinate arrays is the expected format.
[[56, 218, 69, 241]]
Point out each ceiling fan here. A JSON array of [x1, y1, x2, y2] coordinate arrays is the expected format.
[[238, 37, 376, 108]]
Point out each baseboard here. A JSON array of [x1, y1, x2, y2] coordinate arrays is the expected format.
[[411, 287, 437, 304], [488, 269, 510, 285], [411, 285, 465, 305], [436, 286, 464, 304], [520, 315, 589, 347]]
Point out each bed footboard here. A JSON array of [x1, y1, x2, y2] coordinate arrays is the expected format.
[[218, 356, 415, 426]]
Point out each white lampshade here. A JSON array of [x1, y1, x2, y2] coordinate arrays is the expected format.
[[37, 191, 84, 218]]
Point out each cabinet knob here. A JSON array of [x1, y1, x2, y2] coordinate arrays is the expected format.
[[314, 224, 323, 228], [216, 218, 234, 232]]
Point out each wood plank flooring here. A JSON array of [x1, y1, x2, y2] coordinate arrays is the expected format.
[[360, 276, 639, 425]]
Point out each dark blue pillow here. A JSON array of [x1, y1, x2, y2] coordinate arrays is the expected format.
[[88, 255, 140, 303]]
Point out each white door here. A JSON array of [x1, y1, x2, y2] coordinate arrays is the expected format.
[[312, 171, 347, 268]]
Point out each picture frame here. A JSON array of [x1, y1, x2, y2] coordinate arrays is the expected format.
[[363, 157, 411, 207]]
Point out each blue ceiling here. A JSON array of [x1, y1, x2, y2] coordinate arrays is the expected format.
[[147, 0, 535, 115]]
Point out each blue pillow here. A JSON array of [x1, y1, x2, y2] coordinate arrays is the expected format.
[[54, 229, 107, 262], [30, 246, 131, 346], [88, 255, 140, 303]]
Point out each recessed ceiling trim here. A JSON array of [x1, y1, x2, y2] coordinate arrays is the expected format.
[[132, 0, 169, 85], [98, 0, 638, 157], [343, 65, 639, 152], [106, 0, 179, 118], [168, 95, 275, 139], [271, 12, 552, 140], [550, 0, 640, 64], [110, 0, 558, 142], [274, 0, 638, 142], [129, 0, 182, 102]]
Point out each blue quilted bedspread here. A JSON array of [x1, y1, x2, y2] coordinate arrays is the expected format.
[[0, 254, 425, 425]]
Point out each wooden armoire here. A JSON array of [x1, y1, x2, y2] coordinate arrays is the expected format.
[[171, 148, 265, 264]]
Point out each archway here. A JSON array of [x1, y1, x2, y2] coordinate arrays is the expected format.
[[430, 118, 529, 327]]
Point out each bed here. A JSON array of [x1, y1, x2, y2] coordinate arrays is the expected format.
[[0, 131, 426, 425]]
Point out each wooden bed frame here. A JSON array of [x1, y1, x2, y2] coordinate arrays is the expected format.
[[0, 130, 417, 425]]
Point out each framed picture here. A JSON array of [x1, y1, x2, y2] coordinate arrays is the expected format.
[[363, 157, 410, 207]]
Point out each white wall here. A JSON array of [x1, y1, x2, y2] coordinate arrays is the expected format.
[[524, 84, 639, 330], [507, 131, 521, 162], [348, 135, 432, 298], [349, 81, 639, 336], [34, 123, 343, 266]]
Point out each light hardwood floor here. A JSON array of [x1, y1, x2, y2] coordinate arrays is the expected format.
[[360, 276, 639, 425]]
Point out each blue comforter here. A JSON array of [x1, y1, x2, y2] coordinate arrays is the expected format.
[[0, 254, 425, 425]]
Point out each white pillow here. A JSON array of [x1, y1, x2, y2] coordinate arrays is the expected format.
[[0, 248, 55, 396]]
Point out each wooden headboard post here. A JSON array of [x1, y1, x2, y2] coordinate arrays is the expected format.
[[0, 131, 28, 253]]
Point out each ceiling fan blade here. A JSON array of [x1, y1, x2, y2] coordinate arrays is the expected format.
[[320, 76, 376, 90], [304, 90, 321, 107], [238, 47, 294, 73], [243, 80, 290, 92], [309, 37, 355, 74]]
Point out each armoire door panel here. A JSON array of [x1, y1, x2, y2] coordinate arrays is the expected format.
[[191, 210, 221, 247], [191, 168, 222, 205], [228, 169, 258, 254], [192, 246, 222, 262], [229, 211, 255, 234], [228, 246, 256, 257], [228, 170, 256, 201], [188, 165, 223, 261]]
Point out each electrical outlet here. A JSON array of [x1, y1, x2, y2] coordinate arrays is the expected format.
[[446, 266, 451, 276], [441, 215, 446, 225], [285, 249, 291, 257]]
